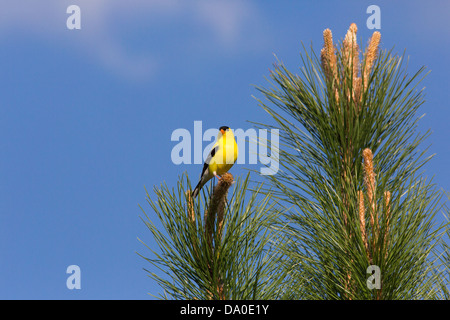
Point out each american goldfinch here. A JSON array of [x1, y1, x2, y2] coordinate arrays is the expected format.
[[192, 126, 238, 198]]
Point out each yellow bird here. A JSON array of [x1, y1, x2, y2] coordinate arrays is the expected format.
[[192, 126, 238, 198]]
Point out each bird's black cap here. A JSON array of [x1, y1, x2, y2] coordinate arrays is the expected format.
[[219, 126, 230, 131]]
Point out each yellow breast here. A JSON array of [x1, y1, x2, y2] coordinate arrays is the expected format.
[[209, 131, 238, 175]]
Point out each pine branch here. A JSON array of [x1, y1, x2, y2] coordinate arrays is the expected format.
[[254, 23, 448, 300], [203, 173, 234, 300], [139, 173, 284, 300]]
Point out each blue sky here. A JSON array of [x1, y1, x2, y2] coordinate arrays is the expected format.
[[0, 0, 449, 299]]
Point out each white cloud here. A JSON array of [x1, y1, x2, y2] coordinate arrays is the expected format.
[[0, 0, 260, 81], [193, 0, 254, 45]]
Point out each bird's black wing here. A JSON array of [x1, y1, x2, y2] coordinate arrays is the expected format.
[[192, 145, 219, 198], [201, 145, 219, 176]]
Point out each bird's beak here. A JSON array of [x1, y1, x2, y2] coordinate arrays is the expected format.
[[220, 129, 225, 135]]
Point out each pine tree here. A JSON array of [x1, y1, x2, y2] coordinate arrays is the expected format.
[[139, 23, 449, 300], [138, 173, 284, 299], [254, 23, 448, 299]]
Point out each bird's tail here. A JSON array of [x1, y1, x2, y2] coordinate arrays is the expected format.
[[191, 181, 203, 198]]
